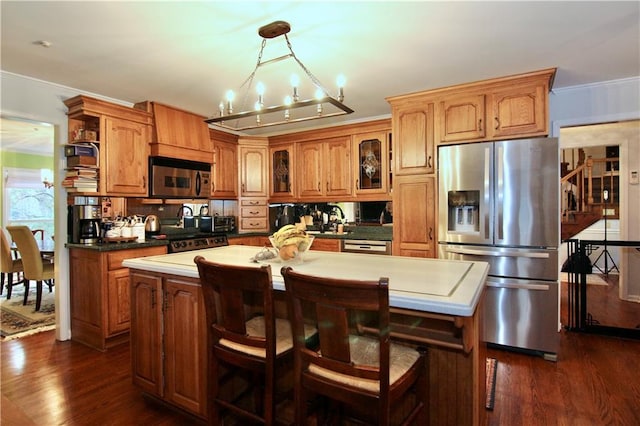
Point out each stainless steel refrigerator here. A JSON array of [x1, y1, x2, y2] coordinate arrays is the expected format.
[[438, 137, 559, 359]]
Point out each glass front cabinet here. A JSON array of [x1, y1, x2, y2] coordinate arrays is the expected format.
[[269, 144, 295, 200], [352, 131, 390, 196]]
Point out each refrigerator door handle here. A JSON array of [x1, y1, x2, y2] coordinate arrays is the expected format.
[[486, 280, 551, 291], [484, 147, 491, 240], [496, 144, 504, 241], [445, 247, 551, 258]]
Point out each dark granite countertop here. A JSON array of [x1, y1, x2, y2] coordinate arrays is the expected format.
[[66, 225, 392, 252], [230, 225, 393, 242], [66, 239, 170, 252]]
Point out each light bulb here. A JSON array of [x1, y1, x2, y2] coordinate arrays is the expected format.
[[315, 88, 324, 100], [256, 82, 265, 95], [291, 74, 300, 102], [254, 101, 262, 111], [225, 90, 235, 102], [284, 96, 292, 120], [337, 74, 346, 102], [290, 74, 299, 88]]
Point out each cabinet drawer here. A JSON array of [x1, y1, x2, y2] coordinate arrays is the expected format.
[[107, 246, 167, 270], [241, 218, 268, 230], [241, 206, 267, 218], [241, 199, 267, 207]]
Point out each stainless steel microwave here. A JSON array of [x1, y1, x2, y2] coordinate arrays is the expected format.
[[149, 157, 211, 198]]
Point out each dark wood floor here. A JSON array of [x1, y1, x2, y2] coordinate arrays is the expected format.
[[2, 274, 639, 425]]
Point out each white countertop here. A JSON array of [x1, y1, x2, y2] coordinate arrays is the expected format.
[[123, 246, 489, 317]]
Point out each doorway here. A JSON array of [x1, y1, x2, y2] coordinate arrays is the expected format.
[[559, 119, 640, 331]]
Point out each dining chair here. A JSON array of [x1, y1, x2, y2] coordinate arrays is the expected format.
[[281, 266, 428, 425], [194, 256, 316, 425], [1, 228, 25, 299], [6, 226, 54, 311], [31, 229, 45, 240]]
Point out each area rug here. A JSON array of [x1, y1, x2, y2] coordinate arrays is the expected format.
[[0, 287, 55, 340], [486, 357, 498, 410], [560, 273, 608, 286]]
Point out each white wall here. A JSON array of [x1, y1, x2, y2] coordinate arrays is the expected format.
[[551, 77, 640, 302]]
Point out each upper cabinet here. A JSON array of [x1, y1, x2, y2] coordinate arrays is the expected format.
[[269, 143, 295, 201], [134, 101, 213, 163], [64, 95, 152, 197], [390, 100, 436, 176], [210, 128, 238, 199], [439, 68, 555, 144], [296, 136, 352, 200], [352, 131, 390, 197], [238, 137, 268, 198], [269, 119, 391, 202], [103, 117, 149, 196]]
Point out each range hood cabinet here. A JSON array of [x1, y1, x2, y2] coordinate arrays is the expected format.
[[135, 101, 213, 164]]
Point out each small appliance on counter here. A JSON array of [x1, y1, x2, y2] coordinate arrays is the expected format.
[[200, 215, 236, 233], [68, 205, 102, 244]]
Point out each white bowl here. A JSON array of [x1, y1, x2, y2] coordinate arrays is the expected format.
[[268, 235, 315, 263]]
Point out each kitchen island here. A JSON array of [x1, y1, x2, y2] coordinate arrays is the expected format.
[[124, 246, 489, 425]]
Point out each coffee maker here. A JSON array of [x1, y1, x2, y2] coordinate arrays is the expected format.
[[68, 205, 102, 244]]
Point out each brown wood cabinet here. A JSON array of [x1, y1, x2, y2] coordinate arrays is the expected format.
[[69, 245, 167, 351], [210, 129, 238, 199], [130, 271, 207, 419], [239, 199, 269, 232], [392, 175, 436, 257], [238, 138, 268, 198], [135, 101, 213, 163], [296, 136, 352, 200], [391, 100, 436, 176], [103, 116, 149, 196], [64, 95, 153, 197], [269, 143, 295, 201], [439, 68, 554, 144], [352, 130, 390, 197]]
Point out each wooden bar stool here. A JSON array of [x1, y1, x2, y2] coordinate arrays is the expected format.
[[281, 266, 428, 425], [195, 256, 316, 425]]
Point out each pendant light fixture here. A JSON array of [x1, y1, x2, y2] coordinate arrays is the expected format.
[[205, 21, 353, 131]]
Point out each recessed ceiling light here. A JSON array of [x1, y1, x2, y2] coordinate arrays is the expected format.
[[33, 40, 52, 48]]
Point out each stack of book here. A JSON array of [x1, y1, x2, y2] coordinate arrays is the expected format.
[[63, 144, 98, 192]]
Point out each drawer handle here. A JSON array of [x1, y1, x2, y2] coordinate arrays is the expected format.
[[250, 210, 260, 215]]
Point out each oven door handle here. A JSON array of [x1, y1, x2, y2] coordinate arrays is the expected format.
[[445, 247, 550, 258], [195, 171, 202, 196], [486, 278, 551, 291]]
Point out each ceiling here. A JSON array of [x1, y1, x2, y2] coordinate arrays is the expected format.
[[1, 1, 639, 153]]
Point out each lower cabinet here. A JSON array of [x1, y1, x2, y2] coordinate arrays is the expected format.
[[130, 271, 208, 419], [69, 245, 167, 351], [392, 174, 436, 257]]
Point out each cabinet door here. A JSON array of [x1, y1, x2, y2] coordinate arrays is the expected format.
[[440, 94, 486, 143], [269, 144, 295, 200], [392, 175, 436, 257], [164, 277, 207, 417], [104, 116, 148, 195], [353, 131, 389, 196], [296, 142, 323, 198], [212, 140, 238, 198], [394, 103, 435, 176], [130, 271, 163, 397], [490, 83, 547, 138], [325, 137, 352, 197], [107, 268, 131, 336], [239, 145, 268, 197]]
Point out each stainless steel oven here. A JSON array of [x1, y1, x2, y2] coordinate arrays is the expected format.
[[149, 157, 211, 199], [166, 233, 229, 253]]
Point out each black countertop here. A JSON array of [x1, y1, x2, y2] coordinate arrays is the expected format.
[[66, 225, 393, 252]]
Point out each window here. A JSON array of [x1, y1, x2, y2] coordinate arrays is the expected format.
[[3, 167, 54, 238]]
